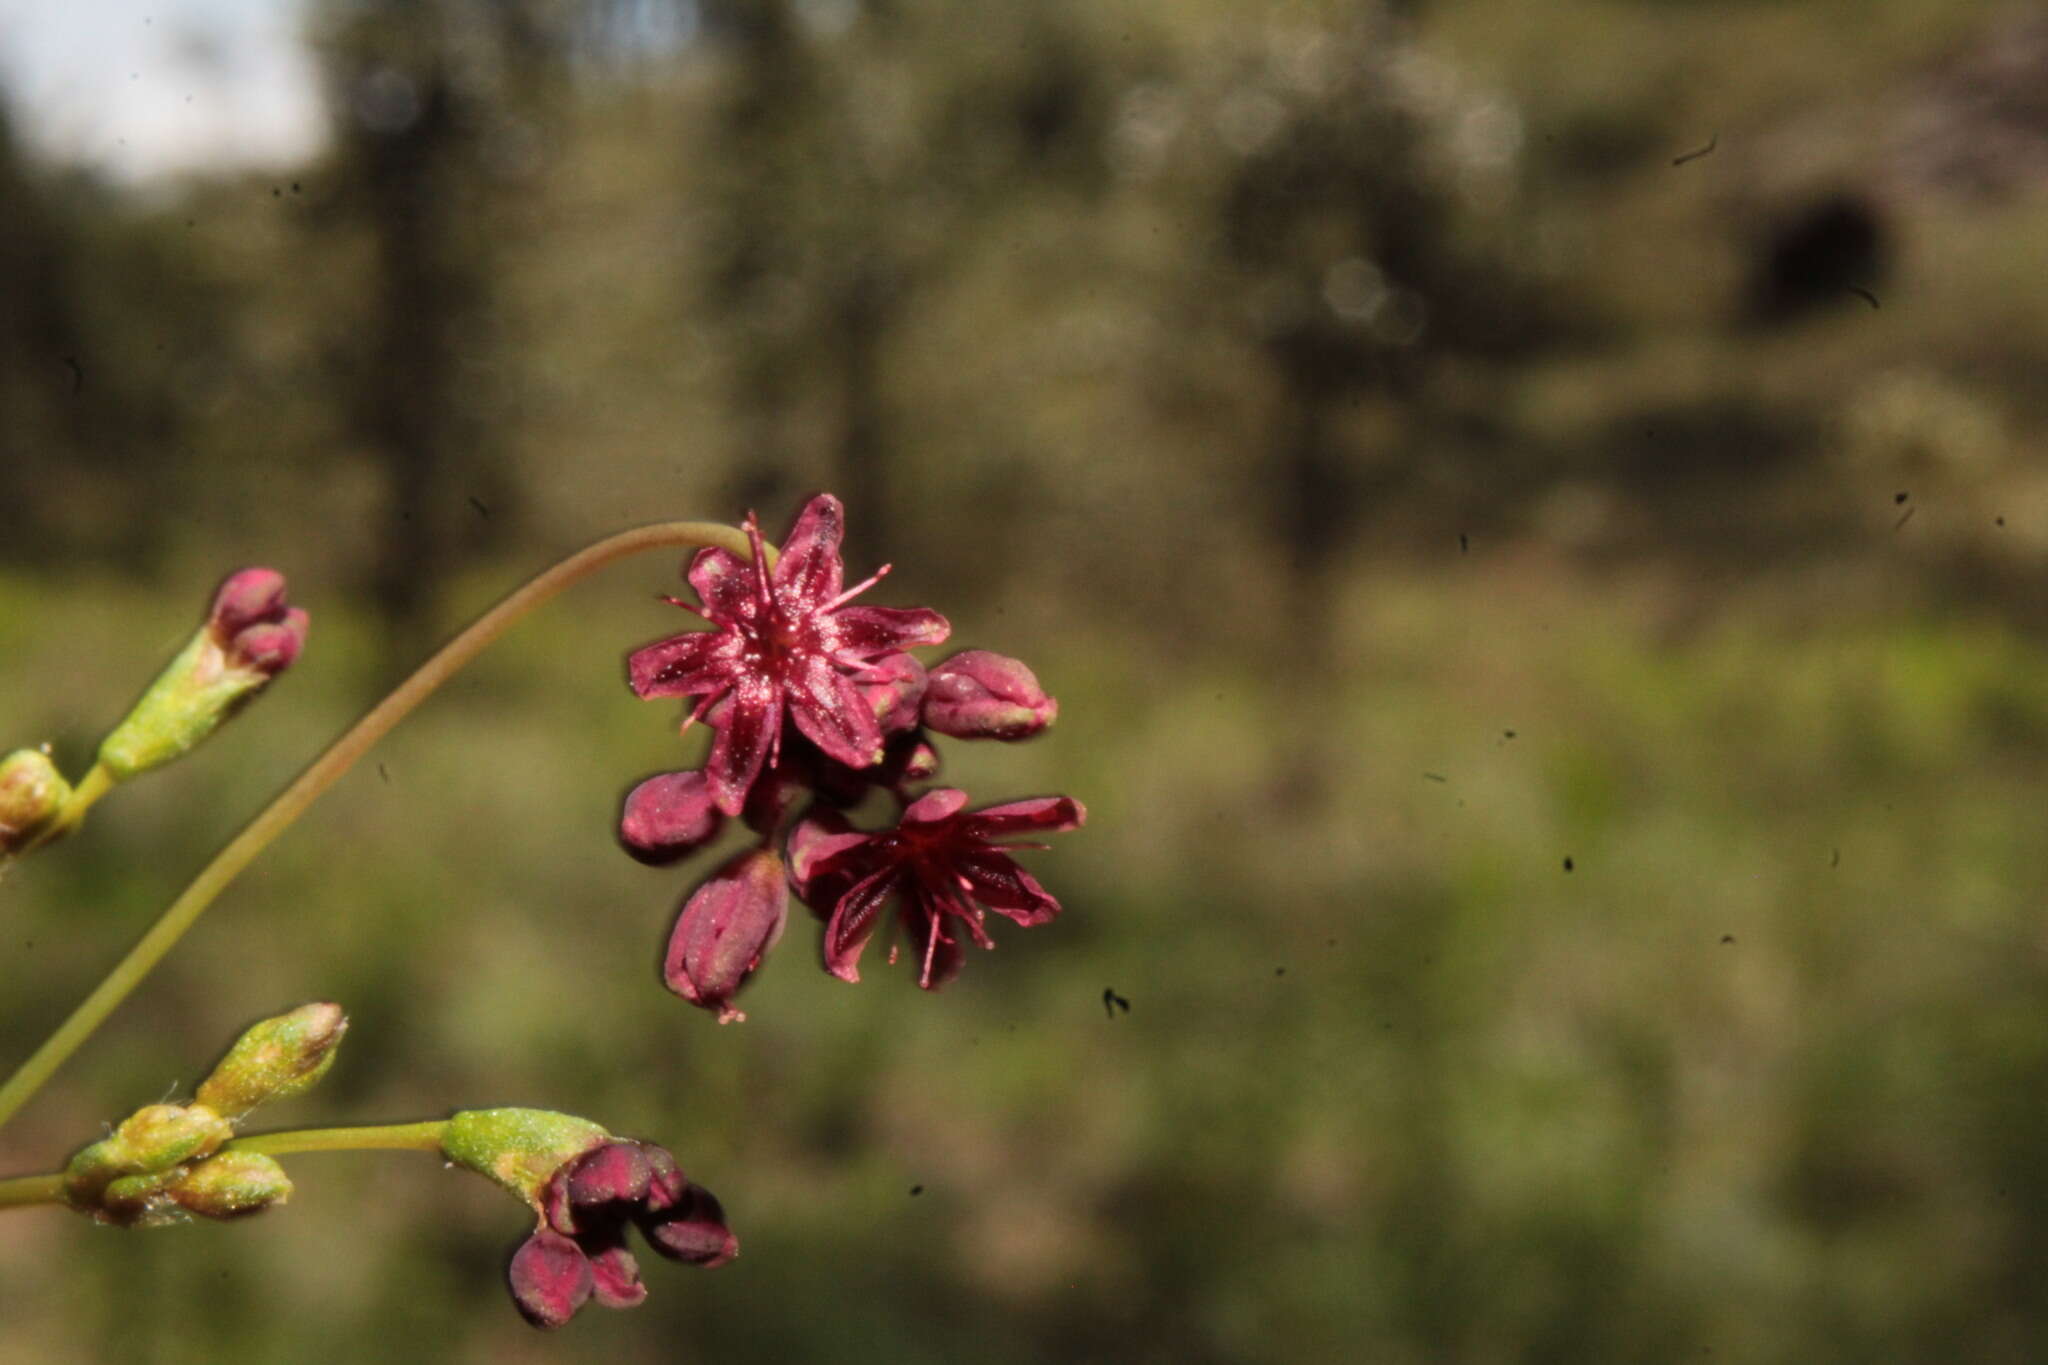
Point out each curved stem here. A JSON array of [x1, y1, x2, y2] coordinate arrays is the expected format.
[[0, 521, 762, 1134]]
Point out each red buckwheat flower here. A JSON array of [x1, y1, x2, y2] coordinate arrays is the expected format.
[[807, 788, 1086, 990], [508, 1139, 736, 1330], [628, 495, 950, 815]]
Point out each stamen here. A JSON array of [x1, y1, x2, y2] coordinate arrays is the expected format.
[[673, 684, 730, 741], [659, 594, 710, 620], [821, 563, 892, 612], [744, 512, 775, 614]]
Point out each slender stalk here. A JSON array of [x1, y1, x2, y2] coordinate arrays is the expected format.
[[0, 1120, 452, 1212], [0, 1172, 63, 1209], [28, 763, 114, 851], [0, 521, 764, 1133], [228, 1119, 448, 1158]]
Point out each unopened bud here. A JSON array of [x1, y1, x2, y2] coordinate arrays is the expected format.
[[619, 771, 725, 865], [98, 1170, 186, 1227], [167, 1152, 293, 1219], [663, 848, 789, 1023], [97, 568, 309, 781], [62, 1103, 232, 1221], [442, 1108, 611, 1207], [0, 749, 70, 852], [115, 1103, 234, 1168], [921, 651, 1057, 741], [196, 1002, 348, 1118]]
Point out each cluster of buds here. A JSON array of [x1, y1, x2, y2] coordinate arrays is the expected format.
[[97, 568, 309, 782], [60, 1003, 345, 1226], [440, 1108, 734, 1329], [3, 569, 306, 862], [623, 494, 1083, 1020]]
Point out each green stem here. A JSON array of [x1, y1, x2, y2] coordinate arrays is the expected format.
[[0, 521, 764, 1134], [228, 1119, 449, 1158], [0, 1172, 63, 1209], [36, 763, 114, 847], [0, 1120, 452, 1212]]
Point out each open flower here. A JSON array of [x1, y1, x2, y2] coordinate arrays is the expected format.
[[508, 1138, 736, 1329], [628, 495, 950, 815], [807, 788, 1086, 989]]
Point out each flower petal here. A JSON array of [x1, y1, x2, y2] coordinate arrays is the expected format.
[[823, 865, 901, 983], [628, 631, 736, 700], [958, 795, 1086, 840], [831, 604, 951, 655], [509, 1229, 594, 1330], [639, 1182, 738, 1267], [703, 680, 781, 815], [586, 1241, 648, 1309], [771, 494, 846, 608], [686, 547, 759, 625], [786, 653, 886, 770], [955, 850, 1063, 927], [901, 788, 970, 825], [567, 1141, 654, 1211]]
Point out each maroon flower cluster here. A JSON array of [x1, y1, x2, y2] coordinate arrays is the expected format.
[[508, 1138, 735, 1329], [623, 495, 1083, 1020]]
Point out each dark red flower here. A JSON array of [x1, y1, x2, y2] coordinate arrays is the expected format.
[[807, 788, 1085, 990], [628, 495, 950, 815], [508, 1139, 735, 1330]]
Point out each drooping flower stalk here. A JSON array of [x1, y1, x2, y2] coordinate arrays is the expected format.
[[0, 521, 770, 1135]]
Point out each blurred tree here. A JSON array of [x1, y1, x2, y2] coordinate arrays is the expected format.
[[690, 0, 1110, 558], [0, 99, 197, 572], [1143, 6, 1544, 651], [312, 0, 545, 666]]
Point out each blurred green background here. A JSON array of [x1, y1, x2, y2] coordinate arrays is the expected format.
[[5, 0, 2048, 1359]]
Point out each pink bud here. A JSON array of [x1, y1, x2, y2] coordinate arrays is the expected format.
[[230, 607, 309, 677], [209, 568, 288, 639], [619, 771, 725, 865], [663, 848, 790, 1023], [922, 650, 1057, 741], [509, 1228, 595, 1329], [640, 1181, 737, 1267]]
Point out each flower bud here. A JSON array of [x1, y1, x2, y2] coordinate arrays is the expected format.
[[442, 1108, 612, 1207], [618, 771, 725, 865], [61, 1103, 233, 1221], [663, 848, 790, 1023], [195, 1002, 349, 1118], [510, 1228, 595, 1329], [98, 1170, 186, 1227], [0, 749, 70, 853], [859, 653, 927, 735], [922, 651, 1057, 741], [97, 569, 309, 781], [115, 1103, 234, 1169], [166, 1151, 293, 1219]]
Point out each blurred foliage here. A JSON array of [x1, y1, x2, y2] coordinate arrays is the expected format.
[[6, 0, 2048, 1359]]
